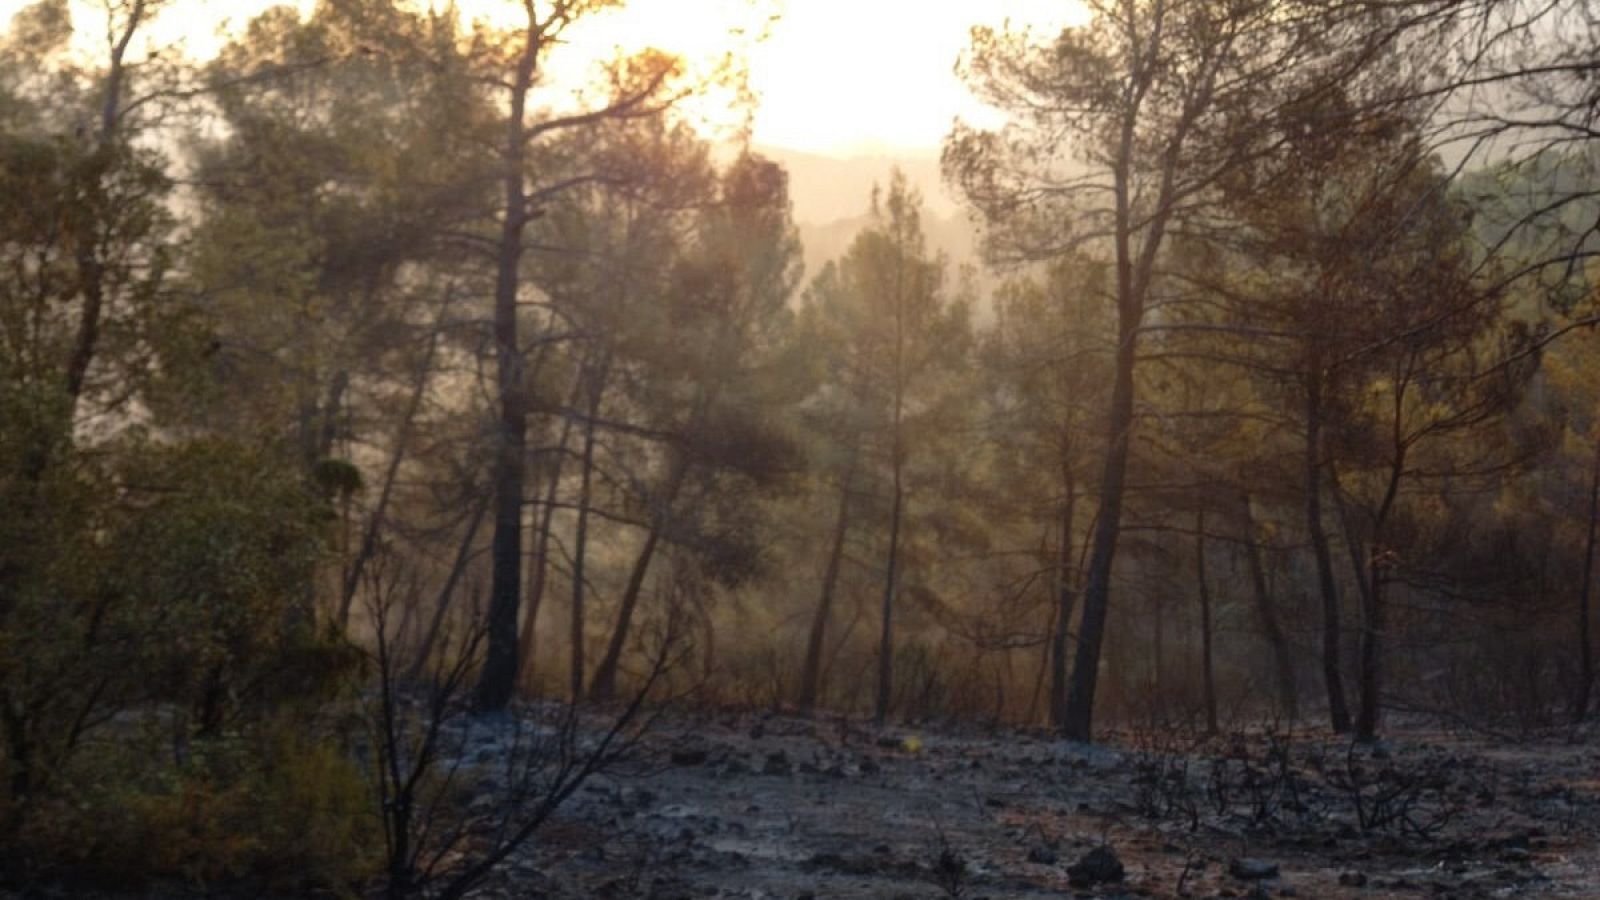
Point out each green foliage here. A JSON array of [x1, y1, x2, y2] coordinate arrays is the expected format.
[[109, 439, 355, 730], [0, 132, 180, 400], [19, 718, 378, 893], [314, 456, 367, 500], [0, 435, 368, 890]]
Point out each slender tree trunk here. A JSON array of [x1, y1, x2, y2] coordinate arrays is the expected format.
[[589, 525, 664, 703], [700, 607, 718, 682], [1356, 379, 1408, 744], [1332, 475, 1378, 733], [589, 446, 693, 703], [1028, 582, 1053, 725], [1060, 96, 1187, 739], [1304, 377, 1352, 733], [1575, 436, 1600, 722], [875, 458, 904, 725], [2, 700, 33, 811], [1061, 296, 1138, 741], [1196, 507, 1219, 734], [1240, 495, 1297, 720], [799, 464, 856, 714], [473, 29, 540, 714], [1152, 595, 1164, 705], [1356, 549, 1386, 742], [569, 360, 606, 702], [409, 497, 490, 683], [314, 370, 351, 464], [516, 376, 585, 687], [1356, 503, 1400, 742], [875, 206, 914, 728], [62, 2, 142, 419], [339, 327, 442, 630], [1050, 481, 1078, 731]]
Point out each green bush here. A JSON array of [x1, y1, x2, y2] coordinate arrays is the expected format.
[[1, 434, 374, 892], [18, 718, 379, 894]]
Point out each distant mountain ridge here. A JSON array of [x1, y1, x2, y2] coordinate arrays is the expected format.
[[754, 144, 990, 299], [754, 144, 962, 225], [793, 210, 987, 296]]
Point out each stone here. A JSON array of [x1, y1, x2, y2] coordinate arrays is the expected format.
[[1066, 846, 1125, 886], [1028, 844, 1059, 865], [763, 750, 792, 776], [1229, 858, 1280, 881]]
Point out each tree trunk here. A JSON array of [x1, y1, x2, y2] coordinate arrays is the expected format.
[[1050, 481, 1078, 730], [1575, 435, 1600, 722], [315, 370, 351, 464], [589, 447, 693, 703], [1240, 493, 1297, 720], [473, 32, 540, 714], [1061, 294, 1138, 742], [409, 496, 490, 683], [1356, 549, 1385, 742], [1060, 99, 1186, 739], [1196, 508, 1219, 734], [1152, 594, 1165, 706], [1028, 583, 1053, 725], [569, 360, 607, 702], [62, 1, 143, 418], [1356, 381, 1408, 744], [1333, 479, 1377, 738], [798, 465, 856, 714], [1304, 377, 1352, 733], [339, 327, 441, 630], [588, 524, 663, 703], [875, 461, 904, 725], [516, 376, 586, 688]]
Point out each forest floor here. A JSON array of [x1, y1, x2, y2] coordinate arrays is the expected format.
[[469, 710, 1600, 900]]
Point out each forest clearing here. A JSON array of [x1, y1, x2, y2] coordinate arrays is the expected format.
[[395, 709, 1600, 899]]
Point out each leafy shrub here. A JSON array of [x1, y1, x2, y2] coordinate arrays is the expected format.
[[17, 718, 379, 894]]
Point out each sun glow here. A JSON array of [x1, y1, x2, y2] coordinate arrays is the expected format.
[[0, 0, 1086, 157]]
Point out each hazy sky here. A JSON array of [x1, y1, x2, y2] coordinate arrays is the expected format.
[[721, 0, 1083, 155], [0, 0, 1083, 157]]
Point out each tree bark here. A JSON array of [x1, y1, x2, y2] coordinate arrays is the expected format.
[[1060, 65, 1187, 740], [473, 25, 540, 714], [1356, 550, 1386, 742], [1304, 376, 1352, 733], [1061, 290, 1138, 741]]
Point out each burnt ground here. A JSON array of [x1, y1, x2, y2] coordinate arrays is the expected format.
[[469, 713, 1600, 899]]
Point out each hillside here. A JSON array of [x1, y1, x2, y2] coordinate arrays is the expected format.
[[753, 144, 994, 301]]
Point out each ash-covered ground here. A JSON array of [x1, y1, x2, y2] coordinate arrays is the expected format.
[[463, 712, 1600, 899]]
